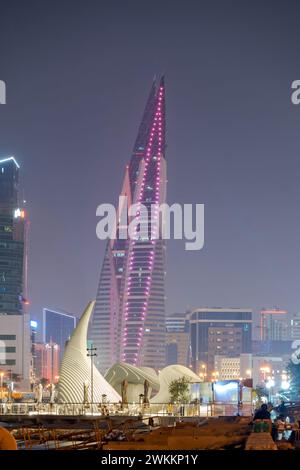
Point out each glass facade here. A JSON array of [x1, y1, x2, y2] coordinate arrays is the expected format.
[[43, 309, 76, 361], [0, 158, 25, 316]]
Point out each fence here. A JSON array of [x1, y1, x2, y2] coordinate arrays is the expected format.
[[0, 401, 253, 417]]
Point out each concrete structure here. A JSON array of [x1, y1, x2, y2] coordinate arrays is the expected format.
[[0, 156, 30, 387], [150, 365, 200, 404], [57, 301, 121, 403], [0, 315, 27, 380], [189, 308, 252, 375], [105, 363, 159, 402], [91, 78, 167, 373]]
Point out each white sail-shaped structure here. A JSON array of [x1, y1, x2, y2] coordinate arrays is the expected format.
[[57, 301, 121, 403], [150, 365, 200, 404]]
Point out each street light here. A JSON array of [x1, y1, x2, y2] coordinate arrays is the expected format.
[[211, 371, 219, 382], [87, 345, 97, 408], [0, 372, 4, 401], [281, 373, 290, 390], [266, 377, 275, 402]]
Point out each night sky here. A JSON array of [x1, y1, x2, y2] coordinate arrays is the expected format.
[[1, 1, 300, 337]]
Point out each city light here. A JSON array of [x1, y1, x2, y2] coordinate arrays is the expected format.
[[266, 378, 275, 389], [281, 381, 290, 390], [14, 208, 25, 219]]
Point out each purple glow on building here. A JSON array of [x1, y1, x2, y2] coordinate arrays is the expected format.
[[91, 77, 167, 373]]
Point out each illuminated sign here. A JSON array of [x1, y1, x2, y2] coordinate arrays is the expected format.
[[30, 320, 38, 329], [14, 208, 25, 219]]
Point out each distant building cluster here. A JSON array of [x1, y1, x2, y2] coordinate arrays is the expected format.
[[165, 307, 297, 396]]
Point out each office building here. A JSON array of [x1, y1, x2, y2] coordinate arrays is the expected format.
[[0, 156, 30, 387], [35, 341, 60, 383], [43, 308, 76, 362], [260, 308, 290, 341], [189, 307, 252, 375], [30, 319, 38, 385]]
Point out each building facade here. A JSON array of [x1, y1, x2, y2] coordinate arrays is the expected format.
[[252, 355, 289, 392], [166, 313, 189, 367], [43, 308, 76, 362], [189, 308, 252, 376], [35, 341, 60, 383], [90, 78, 167, 373], [291, 312, 300, 340], [0, 156, 30, 387], [214, 354, 289, 390], [260, 308, 290, 341], [214, 354, 252, 381]]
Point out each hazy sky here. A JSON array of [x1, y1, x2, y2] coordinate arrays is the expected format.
[[1, 0, 300, 337]]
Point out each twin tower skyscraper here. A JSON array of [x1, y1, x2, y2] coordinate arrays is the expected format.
[[90, 77, 167, 374]]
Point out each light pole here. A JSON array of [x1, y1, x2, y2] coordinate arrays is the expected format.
[[266, 377, 275, 402], [0, 372, 4, 401], [87, 346, 97, 409]]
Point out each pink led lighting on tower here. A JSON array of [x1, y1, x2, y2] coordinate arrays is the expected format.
[[91, 77, 167, 373]]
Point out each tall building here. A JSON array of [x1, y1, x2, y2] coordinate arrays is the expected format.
[[0, 156, 30, 387], [30, 319, 38, 385], [35, 341, 60, 383], [260, 308, 290, 341], [166, 313, 189, 366], [91, 77, 167, 373], [43, 308, 76, 361], [189, 308, 252, 376]]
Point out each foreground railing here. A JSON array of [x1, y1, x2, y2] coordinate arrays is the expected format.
[[0, 401, 253, 417]]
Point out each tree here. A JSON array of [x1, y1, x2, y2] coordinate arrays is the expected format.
[[168, 377, 190, 403], [287, 360, 300, 400]]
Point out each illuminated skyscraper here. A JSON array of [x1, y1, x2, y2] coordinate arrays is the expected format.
[[91, 78, 167, 373], [0, 156, 30, 386]]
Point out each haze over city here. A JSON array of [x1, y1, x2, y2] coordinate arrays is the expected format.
[[1, 0, 300, 329]]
